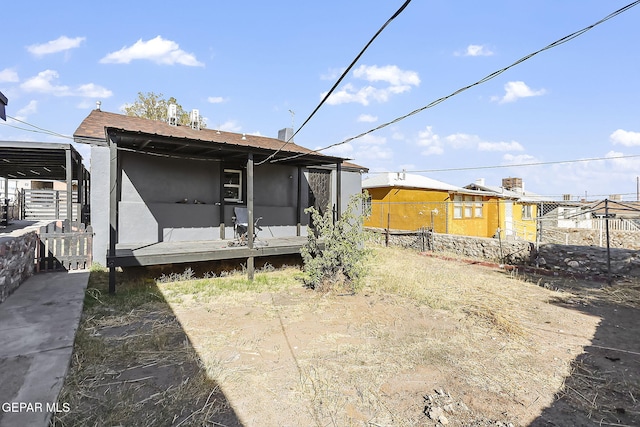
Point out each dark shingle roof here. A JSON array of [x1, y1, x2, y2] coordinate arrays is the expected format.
[[73, 110, 366, 170]]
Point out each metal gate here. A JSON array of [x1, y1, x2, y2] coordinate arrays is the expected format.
[[308, 169, 332, 217], [19, 189, 78, 221]]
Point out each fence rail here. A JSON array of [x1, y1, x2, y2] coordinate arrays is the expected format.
[[19, 189, 79, 221], [37, 219, 93, 272], [592, 218, 640, 231]]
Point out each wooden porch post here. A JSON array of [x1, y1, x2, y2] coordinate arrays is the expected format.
[[108, 143, 118, 294], [336, 162, 342, 220], [296, 166, 302, 236], [2, 177, 7, 226], [76, 153, 83, 222], [247, 153, 255, 280], [219, 165, 226, 239], [65, 147, 73, 221]]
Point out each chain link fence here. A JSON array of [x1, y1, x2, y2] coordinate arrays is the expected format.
[[365, 199, 640, 250]]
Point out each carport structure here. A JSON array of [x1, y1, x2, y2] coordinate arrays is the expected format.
[[0, 141, 89, 223]]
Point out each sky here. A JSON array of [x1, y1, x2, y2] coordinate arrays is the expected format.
[[1, 0, 639, 201]]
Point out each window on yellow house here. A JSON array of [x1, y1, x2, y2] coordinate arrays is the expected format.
[[464, 196, 473, 218], [522, 204, 533, 220], [453, 195, 463, 219], [454, 195, 483, 219], [474, 196, 483, 217]]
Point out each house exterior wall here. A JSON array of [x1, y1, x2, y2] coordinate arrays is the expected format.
[[117, 151, 312, 245], [500, 201, 537, 242], [363, 187, 537, 241], [364, 187, 450, 231], [89, 143, 363, 265], [118, 151, 221, 244], [336, 169, 364, 215], [90, 145, 111, 265]]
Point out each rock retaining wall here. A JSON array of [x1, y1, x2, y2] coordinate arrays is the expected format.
[[366, 228, 640, 280], [542, 227, 640, 250], [0, 232, 38, 303]]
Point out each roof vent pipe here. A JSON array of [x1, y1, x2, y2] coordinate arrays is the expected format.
[[96, 101, 101, 111]]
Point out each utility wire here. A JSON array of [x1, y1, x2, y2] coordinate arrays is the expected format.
[[368, 153, 640, 174], [2, 115, 73, 140], [272, 0, 640, 164], [256, 0, 413, 166]]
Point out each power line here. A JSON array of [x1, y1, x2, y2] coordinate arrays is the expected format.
[[272, 0, 640, 164], [256, 0, 413, 166], [368, 153, 640, 174], [1, 115, 73, 140]]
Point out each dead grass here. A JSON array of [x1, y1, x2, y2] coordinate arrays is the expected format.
[[51, 269, 241, 427], [55, 245, 615, 426]]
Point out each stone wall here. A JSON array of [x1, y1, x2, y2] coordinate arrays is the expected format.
[[366, 228, 640, 280], [541, 227, 640, 250], [366, 229, 533, 264], [537, 244, 640, 278], [0, 232, 38, 303]]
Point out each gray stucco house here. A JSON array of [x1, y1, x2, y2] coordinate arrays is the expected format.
[[73, 108, 365, 289]]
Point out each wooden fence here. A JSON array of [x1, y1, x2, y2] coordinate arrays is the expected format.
[[37, 220, 93, 272]]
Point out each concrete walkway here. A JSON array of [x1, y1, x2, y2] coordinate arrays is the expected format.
[[0, 271, 89, 427]]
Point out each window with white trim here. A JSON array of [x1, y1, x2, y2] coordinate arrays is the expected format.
[[522, 204, 533, 220], [474, 196, 483, 217], [463, 196, 473, 218], [223, 169, 242, 202], [453, 195, 463, 219]]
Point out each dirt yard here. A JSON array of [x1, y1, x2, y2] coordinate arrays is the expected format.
[[54, 246, 640, 426]]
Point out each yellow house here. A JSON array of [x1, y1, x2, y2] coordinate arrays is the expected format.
[[464, 178, 541, 242], [363, 172, 499, 238]]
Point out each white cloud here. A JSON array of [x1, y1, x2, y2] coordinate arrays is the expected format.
[[478, 141, 524, 151], [459, 44, 494, 57], [21, 70, 69, 95], [325, 133, 391, 161], [421, 146, 444, 156], [75, 83, 113, 98], [27, 36, 85, 56], [391, 131, 405, 140], [324, 64, 419, 106], [14, 100, 38, 121], [491, 81, 546, 104], [357, 114, 378, 123], [353, 64, 420, 86], [207, 96, 226, 104], [320, 67, 345, 80], [445, 133, 478, 149], [0, 68, 19, 83], [217, 120, 242, 132], [502, 153, 538, 165], [20, 70, 113, 98], [418, 127, 524, 155], [610, 129, 640, 146], [417, 126, 444, 156], [100, 36, 203, 66]]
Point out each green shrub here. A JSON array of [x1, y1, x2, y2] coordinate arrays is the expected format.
[[301, 193, 370, 293]]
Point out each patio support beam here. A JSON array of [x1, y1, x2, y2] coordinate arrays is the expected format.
[[219, 165, 225, 239], [76, 154, 83, 222], [2, 177, 7, 226], [65, 147, 73, 221], [296, 166, 302, 236], [108, 143, 118, 294], [336, 162, 342, 220], [247, 153, 255, 280]]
